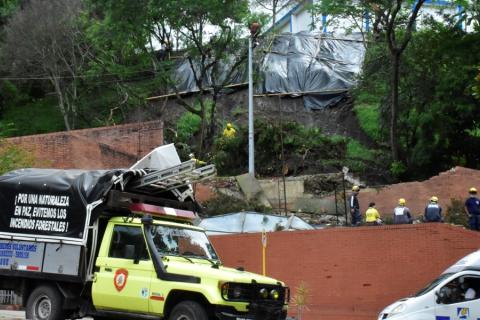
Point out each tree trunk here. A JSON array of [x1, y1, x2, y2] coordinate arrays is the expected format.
[[390, 51, 400, 162], [207, 94, 218, 146], [52, 77, 71, 131], [198, 98, 207, 157]]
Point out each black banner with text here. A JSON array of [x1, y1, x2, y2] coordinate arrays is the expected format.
[[0, 169, 122, 239]]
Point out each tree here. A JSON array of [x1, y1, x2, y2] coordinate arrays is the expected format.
[[359, 22, 480, 179], [252, 0, 298, 26], [311, 0, 373, 44], [159, 0, 250, 155], [2, 0, 91, 130], [313, 0, 428, 162]]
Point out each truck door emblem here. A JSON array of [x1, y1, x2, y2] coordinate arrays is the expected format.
[[114, 269, 128, 292]]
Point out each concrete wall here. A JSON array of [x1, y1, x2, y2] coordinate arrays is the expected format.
[[8, 120, 163, 169], [211, 224, 480, 320]]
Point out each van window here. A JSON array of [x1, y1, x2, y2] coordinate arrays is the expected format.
[[109, 225, 149, 260], [437, 275, 480, 304]]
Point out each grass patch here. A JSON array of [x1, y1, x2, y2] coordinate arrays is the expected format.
[[354, 103, 382, 142], [346, 139, 374, 161], [1, 96, 65, 137]]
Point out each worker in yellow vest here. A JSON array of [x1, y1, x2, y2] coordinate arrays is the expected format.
[[365, 202, 381, 226], [223, 122, 236, 138]]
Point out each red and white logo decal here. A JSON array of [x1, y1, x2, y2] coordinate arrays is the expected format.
[[114, 269, 128, 292]]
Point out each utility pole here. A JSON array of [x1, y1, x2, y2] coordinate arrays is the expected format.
[[248, 22, 261, 176]]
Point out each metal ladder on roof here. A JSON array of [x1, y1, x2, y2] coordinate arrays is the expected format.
[[126, 159, 216, 201]]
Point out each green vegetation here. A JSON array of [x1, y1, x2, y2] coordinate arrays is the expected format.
[[355, 22, 480, 180], [212, 119, 350, 176], [0, 0, 478, 184], [446, 198, 469, 227], [353, 104, 382, 142], [0, 141, 35, 174], [1, 97, 64, 137]]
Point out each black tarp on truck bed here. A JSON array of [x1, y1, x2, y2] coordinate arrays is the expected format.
[[0, 168, 125, 241]]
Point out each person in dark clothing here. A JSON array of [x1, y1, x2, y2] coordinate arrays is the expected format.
[[393, 198, 412, 224], [465, 187, 480, 231], [349, 185, 361, 226], [424, 196, 443, 222]]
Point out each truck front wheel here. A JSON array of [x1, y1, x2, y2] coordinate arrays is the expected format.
[[26, 285, 64, 320], [169, 301, 208, 320]]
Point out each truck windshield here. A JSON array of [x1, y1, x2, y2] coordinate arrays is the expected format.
[[150, 225, 219, 260], [414, 273, 454, 297]]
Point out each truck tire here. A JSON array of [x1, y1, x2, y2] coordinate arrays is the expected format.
[[25, 285, 64, 320], [169, 301, 208, 320]]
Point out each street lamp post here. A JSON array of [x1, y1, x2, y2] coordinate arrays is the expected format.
[[248, 36, 254, 175], [248, 22, 260, 176]]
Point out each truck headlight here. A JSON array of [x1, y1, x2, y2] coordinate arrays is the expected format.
[[270, 289, 280, 300], [390, 303, 406, 315], [232, 286, 242, 298], [259, 288, 269, 299]]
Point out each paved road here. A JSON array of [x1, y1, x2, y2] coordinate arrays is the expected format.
[[0, 310, 93, 319], [0, 310, 23, 319]]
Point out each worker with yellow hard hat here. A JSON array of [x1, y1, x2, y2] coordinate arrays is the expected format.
[[465, 187, 480, 231], [223, 122, 236, 138], [393, 198, 412, 224], [349, 185, 361, 226], [424, 196, 443, 223]]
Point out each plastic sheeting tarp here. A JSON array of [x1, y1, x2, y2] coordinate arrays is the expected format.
[[171, 31, 365, 110], [199, 212, 314, 235]]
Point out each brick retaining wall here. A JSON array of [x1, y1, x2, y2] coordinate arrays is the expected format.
[[358, 166, 480, 220], [8, 120, 163, 169], [211, 224, 480, 320]]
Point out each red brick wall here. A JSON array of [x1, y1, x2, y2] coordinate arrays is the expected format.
[[211, 224, 480, 320], [358, 167, 480, 220], [8, 121, 163, 169]]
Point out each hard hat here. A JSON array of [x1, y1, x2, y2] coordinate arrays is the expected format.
[[398, 198, 406, 205], [430, 196, 439, 203], [227, 122, 232, 128], [352, 185, 360, 191], [189, 153, 195, 158], [469, 187, 477, 194]]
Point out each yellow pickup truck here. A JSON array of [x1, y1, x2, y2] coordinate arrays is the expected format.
[[0, 146, 289, 320]]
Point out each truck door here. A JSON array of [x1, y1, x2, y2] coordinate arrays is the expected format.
[[93, 224, 153, 313], [435, 275, 480, 320]]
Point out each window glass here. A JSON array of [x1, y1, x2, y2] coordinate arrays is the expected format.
[[109, 225, 149, 260], [150, 225, 218, 260], [415, 273, 453, 297], [437, 276, 480, 304]]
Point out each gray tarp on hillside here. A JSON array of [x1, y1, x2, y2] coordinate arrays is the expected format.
[[172, 32, 365, 110], [199, 212, 314, 235]]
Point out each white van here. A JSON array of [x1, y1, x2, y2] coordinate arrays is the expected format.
[[378, 250, 480, 320]]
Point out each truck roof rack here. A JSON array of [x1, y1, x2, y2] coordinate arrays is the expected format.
[[124, 159, 216, 202]]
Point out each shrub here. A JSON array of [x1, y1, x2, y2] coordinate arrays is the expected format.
[[446, 198, 468, 227]]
